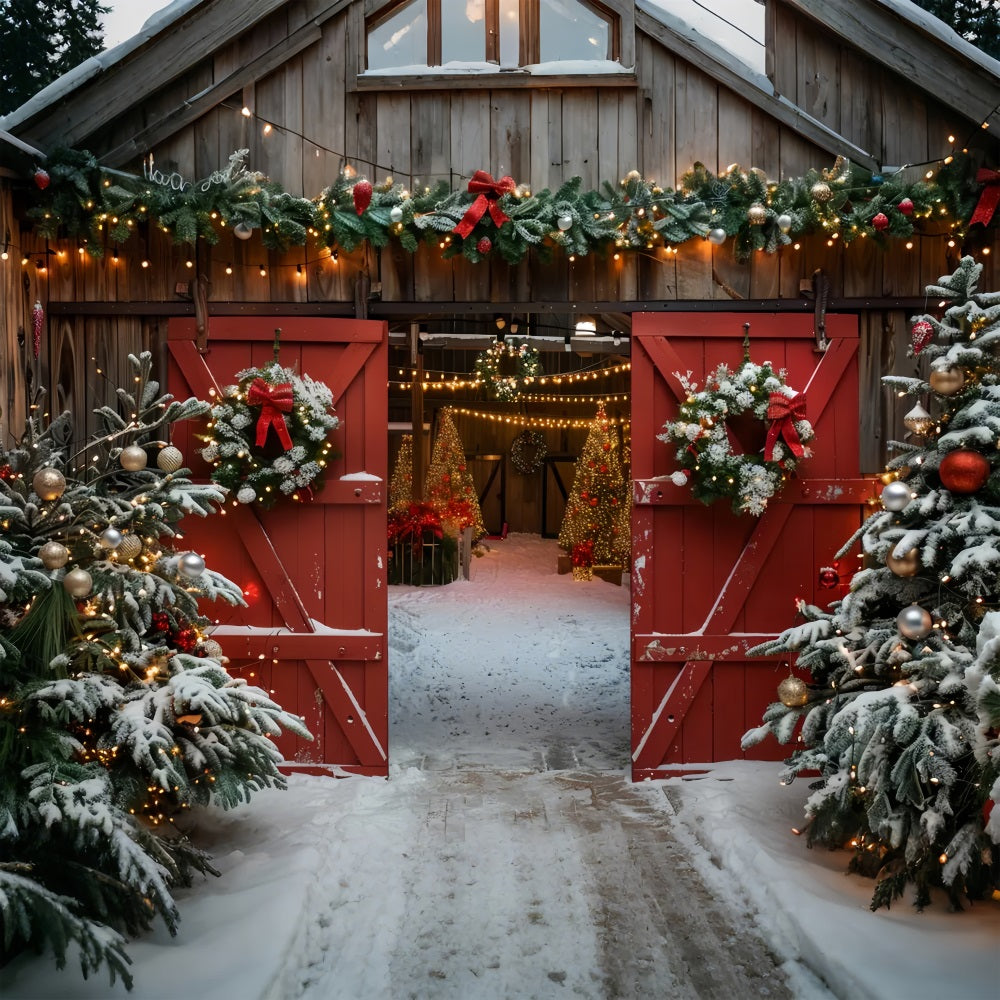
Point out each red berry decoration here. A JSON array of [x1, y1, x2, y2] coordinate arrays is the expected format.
[[910, 318, 934, 355], [33, 167, 50, 189], [872, 212, 889, 232], [898, 197, 914, 216], [476, 236, 492, 255], [352, 180, 372, 215], [939, 449, 991, 494]]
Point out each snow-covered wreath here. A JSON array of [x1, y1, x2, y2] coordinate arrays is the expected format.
[[474, 340, 543, 401], [510, 429, 548, 473], [658, 359, 814, 515], [201, 362, 339, 507]]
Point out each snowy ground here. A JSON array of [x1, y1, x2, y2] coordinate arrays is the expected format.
[[4, 534, 999, 999]]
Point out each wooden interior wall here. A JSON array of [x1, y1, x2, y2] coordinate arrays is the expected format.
[[0, 184, 30, 442]]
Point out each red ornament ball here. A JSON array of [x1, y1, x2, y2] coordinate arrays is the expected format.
[[352, 179, 373, 215], [476, 236, 492, 255], [33, 168, 50, 190], [898, 197, 914, 216], [910, 319, 934, 355], [589, 497, 599, 507], [602, 442, 611, 452], [872, 212, 889, 232], [939, 449, 991, 494], [818, 567, 840, 589]]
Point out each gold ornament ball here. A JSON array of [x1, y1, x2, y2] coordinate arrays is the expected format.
[[39, 541, 70, 569], [810, 181, 833, 203], [928, 364, 965, 397], [200, 639, 224, 660], [777, 675, 809, 707], [63, 567, 93, 598], [115, 534, 142, 560], [747, 203, 767, 225], [156, 445, 184, 473], [32, 467, 66, 501], [886, 546, 920, 577], [120, 445, 148, 471], [903, 403, 934, 437]]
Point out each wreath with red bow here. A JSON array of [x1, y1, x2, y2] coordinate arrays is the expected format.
[[201, 361, 339, 508], [658, 359, 814, 515]]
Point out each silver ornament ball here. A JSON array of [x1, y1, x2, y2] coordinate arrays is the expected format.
[[233, 222, 253, 240], [707, 228, 727, 246], [897, 604, 933, 641], [63, 567, 93, 598], [776, 213, 793, 233], [200, 639, 224, 660], [389, 205, 403, 223], [100, 527, 124, 550], [119, 445, 148, 472], [156, 445, 184, 473], [32, 467, 66, 501], [178, 551, 206, 579], [556, 213, 573, 232], [880, 481, 911, 512], [39, 541, 70, 569]]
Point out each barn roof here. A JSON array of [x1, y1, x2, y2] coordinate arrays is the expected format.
[[1, 0, 997, 168]]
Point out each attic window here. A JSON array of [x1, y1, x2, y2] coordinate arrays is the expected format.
[[366, 0, 618, 71]]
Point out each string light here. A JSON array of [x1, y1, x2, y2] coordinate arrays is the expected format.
[[451, 406, 630, 430]]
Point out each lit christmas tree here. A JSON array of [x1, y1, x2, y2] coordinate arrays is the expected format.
[[389, 434, 415, 514], [743, 257, 1000, 910], [423, 408, 486, 539], [0, 353, 309, 986], [558, 403, 629, 579]]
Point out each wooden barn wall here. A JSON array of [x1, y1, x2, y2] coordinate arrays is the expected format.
[[5, 4, 1000, 459]]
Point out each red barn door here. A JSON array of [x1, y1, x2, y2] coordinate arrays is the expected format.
[[167, 317, 388, 777], [630, 313, 870, 780]]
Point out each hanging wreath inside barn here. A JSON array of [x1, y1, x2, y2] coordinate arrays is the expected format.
[[200, 332, 340, 507], [473, 340, 543, 401], [658, 358, 814, 516], [510, 429, 548, 474]]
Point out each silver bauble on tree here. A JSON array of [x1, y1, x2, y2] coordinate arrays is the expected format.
[[178, 552, 206, 579], [119, 445, 148, 471], [32, 467, 66, 501], [156, 445, 184, 473], [39, 541, 70, 569], [880, 481, 911, 511], [896, 604, 933, 641], [63, 567, 93, 598], [776, 213, 793, 233], [777, 675, 809, 707], [707, 228, 727, 245], [100, 527, 123, 550], [200, 639, 225, 660]]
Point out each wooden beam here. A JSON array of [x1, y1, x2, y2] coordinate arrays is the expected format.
[[354, 71, 638, 92], [634, 8, 878, 169], [780, 0, 1000, 131]]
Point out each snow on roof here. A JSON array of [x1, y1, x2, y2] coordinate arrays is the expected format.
[[0, 0, 204, 132]]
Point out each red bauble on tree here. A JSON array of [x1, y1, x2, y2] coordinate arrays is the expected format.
[[476, 236, 492, 255], [910, 318, 934, 355], [33, 167, 50, 189], [872, 212, 889, 232], [352, 180, 373, 215], [898, 197, 914, 216], [939, 449, 991, 494]]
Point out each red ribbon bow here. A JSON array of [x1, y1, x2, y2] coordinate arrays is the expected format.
[[764, 391, 808, 462], [453, 170, 516, 239], [970, 167, 1000, 228], [247, 377, 294, 450]]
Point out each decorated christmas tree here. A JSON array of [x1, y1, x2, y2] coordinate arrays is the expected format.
[[558, 403, 629, 579], [389, 434, 415, 514], [0, 353, 309, 987], [423, 408, 486, 539], [743, 257, 1000, 910]]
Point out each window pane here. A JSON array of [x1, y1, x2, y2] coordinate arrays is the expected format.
[[498, 0, 519, 66], [539, 0, 610, 61], [368, 0, 427, 70], [441, 0, 487, 63]]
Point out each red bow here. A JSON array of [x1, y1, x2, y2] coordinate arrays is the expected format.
[[453, 171, 516, 239], [764, 391, 807, 462], [970, 167, 1000, 227], [247, 377, 293, 450]]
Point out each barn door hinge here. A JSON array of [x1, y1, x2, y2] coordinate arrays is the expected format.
[[799, 267, 830, 352]]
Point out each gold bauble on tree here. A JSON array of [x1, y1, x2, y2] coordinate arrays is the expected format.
[[156, 445, 184, 473], [114, 534, 142, 561], [747, 203, 767, 225], [927, 362, 965, 397], [63, 567, 93, 598], [39, 541, 70, 569], [777, 675, 809, 707], [810, 181, 832, 203], [32, 467, 66, 501], [119, 445, 148, 471], [886, 546, 920, 577]]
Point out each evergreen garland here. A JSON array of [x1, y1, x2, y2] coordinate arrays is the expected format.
[[24, 146, 987, 265]]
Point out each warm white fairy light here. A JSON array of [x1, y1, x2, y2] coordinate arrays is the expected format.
[[451, 406, 629, 430]]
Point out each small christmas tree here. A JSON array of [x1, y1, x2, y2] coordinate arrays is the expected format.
[[389, 434, 415, 514], [0, 353, 309, 987], [423, 408, 485, 539], [743, 257, 1000, 910], [558, 403, 629, 579]]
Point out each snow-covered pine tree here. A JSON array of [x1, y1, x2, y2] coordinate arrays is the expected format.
[[743, 256, 1000, 911], [0, 353, 309, 987]]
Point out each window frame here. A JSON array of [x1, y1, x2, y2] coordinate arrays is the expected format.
[[364, 0, 621, 71]]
